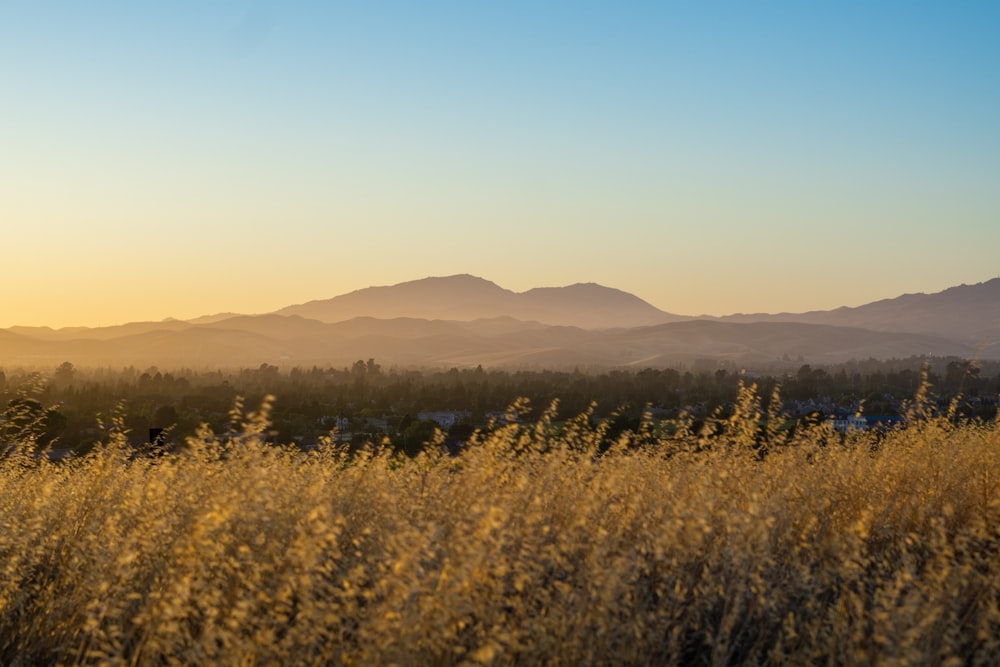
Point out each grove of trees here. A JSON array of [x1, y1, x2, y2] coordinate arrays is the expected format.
[[0, 355, 997, 458]]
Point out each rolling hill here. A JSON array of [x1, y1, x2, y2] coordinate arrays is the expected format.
[[719, 278, 1000, 344], [276, 274, 682, 329], [0, 276, 996, 368]]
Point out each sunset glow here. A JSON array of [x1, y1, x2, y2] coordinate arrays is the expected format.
[[2, 2, 998, 328]]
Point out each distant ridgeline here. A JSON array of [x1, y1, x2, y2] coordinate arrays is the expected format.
[[0, 276, 997, 368]]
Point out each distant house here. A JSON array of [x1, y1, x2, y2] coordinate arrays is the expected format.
[[827, 414, 868, 433], [826, 414, 904, 433], [417, 411, 469, 429], [485, 410, 520, 425]]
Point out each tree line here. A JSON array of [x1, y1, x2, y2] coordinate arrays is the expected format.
[[0, 355, 997, 455]]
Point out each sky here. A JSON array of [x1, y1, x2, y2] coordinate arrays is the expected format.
[[2, 1, 999, 328]]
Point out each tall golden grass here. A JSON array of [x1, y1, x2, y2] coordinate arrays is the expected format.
[[1, 385, 999, 665]]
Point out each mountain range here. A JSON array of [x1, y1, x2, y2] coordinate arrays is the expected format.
[[2, 275, 997, 369], [272, 274, 680, 329]]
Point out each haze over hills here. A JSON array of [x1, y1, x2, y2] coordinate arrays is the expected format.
[[719, 278, 1000, 343], [0, 276, 996, 368], [277, 274, 682, 329]]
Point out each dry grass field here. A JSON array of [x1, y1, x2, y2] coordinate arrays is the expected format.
[[2, 386, 999, 665]]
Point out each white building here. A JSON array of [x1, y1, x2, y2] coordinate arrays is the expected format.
[[827, 415, 867, 433]]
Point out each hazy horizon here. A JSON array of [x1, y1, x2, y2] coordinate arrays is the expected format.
[[3, 273, 999, 331], [3, 2, 998, 328]]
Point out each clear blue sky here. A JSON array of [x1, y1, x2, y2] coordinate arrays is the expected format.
[[2, 1, 998, 327]]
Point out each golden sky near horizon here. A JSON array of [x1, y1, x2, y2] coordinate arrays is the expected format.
[[2, 3, 999, 328]]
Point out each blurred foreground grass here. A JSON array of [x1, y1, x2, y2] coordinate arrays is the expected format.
[[2, 387, 999, 666]]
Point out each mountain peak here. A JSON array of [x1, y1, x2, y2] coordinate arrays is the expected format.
[[391, 274, 507, 292], [277, 276, 678, 328], [4, 277, 998, 367]]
